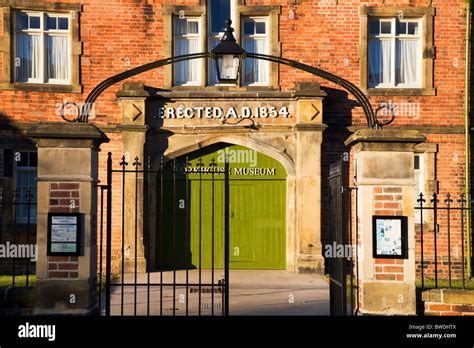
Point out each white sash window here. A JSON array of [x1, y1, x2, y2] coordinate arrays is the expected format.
[[368, 17, 422, 88], [14, 11, 70, 84], [241, 17, 269, 86], [170, 1, 271, 86], [173, 17, 201, 86]]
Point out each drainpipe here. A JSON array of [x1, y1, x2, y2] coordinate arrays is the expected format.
[[465, 0, 472, 277]]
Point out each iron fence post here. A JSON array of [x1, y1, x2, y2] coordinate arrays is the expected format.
[[418, 193, 425, 290], [224, 154, 230, 316], [432, 193, 439, 288], [460, 194, 466, 289], [105, 152, 113, 316], [98, 186, 105, 313], [446, 194, 453, 288]]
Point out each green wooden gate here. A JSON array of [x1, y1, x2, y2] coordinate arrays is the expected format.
[[157, 144, 286, 270]]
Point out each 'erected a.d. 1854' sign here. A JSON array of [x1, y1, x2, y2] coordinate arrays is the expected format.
[[156, 105, 292, 119]]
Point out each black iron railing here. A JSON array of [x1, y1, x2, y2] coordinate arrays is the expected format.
[[415, 192, 472, 290], [0, 189, 37, 288], [97, 152, 230, 316]]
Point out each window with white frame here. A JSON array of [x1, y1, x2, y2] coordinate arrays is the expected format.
[[173, 17, 201, 86], [368, 17, 422, 88], [15, 151, 37, 223], [208, 0, 235, 85], [14, 11, 71, 84], [414, 154, 424, 222], [171, 0, 272, 86], [241, 17, 269, 86]]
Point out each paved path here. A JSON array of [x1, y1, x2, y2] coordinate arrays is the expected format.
[[108, 270, 330, 316]]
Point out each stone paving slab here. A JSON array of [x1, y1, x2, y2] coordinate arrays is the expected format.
[[107, 270, 330, 316]]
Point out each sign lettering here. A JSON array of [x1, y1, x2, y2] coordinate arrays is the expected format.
[[181, 167, 277, 176], [157, 106, 292, 119]]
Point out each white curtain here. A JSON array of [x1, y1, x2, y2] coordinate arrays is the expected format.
[[397, 40, 418, 85], [209, 39, 219, 84], [175, 19, 187, 36], [243, 38, 267, 84], [16, 34, 40, 81], [368, 39, 392, 86], [47, 35, 69, 81], [174, 38, 199, 84]]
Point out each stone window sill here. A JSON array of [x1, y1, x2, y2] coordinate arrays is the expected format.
[[169, 85, 279, 92], [0, 82, 82, 93], [365, 88, 436, 97]]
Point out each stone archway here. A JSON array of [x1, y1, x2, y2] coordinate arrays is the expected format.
[[118, 83, 327, 274], [161, 134, 296, 176]]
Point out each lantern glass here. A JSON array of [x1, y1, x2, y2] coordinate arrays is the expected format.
[[210, 19, 245, 84], [215, 54, 240, 83]]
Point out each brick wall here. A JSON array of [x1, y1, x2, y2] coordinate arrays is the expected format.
[[49, 183, 80, 213], [374, 187, 403, 216], [0, 0, 469, 128], [374, 259, 404, 282], [47, 182, 80, 279], [47, 256, 78, 278], [423, 289, 474, 316], [0, 0, 470, 274], [372, 186, 406, 282], [415, 218, 466, 281]]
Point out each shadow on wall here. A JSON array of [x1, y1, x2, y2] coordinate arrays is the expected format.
[[319, 87, 357, 273], [142, 87, 173, 270], [322, 87, 361, 127], [0, 112, 38, 281], [0, 110, 37, 199]]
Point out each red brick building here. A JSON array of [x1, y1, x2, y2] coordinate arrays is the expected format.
[[0, 0, 471, 279]]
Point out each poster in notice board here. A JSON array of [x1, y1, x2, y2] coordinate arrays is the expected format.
[[372, 215, 408, 259], [47, 213, 81, 256]]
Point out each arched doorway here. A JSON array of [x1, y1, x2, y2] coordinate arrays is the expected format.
[[157, 143, 287, 270]]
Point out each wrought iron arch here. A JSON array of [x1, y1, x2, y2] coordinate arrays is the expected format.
[[71, 52, 378, 128]]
